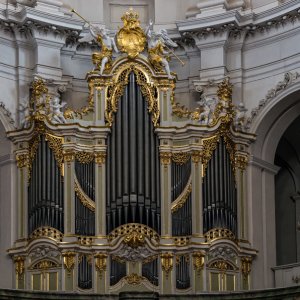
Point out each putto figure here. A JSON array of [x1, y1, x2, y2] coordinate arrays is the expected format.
[[146, 20, 178, 79], [79, 25, 119, 75], [50, 95, 66, 124]]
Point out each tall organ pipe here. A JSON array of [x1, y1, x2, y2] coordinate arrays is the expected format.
[[28, 136, 64, 234], [203, 138, 237, 235], [106, 72, 160, 234]]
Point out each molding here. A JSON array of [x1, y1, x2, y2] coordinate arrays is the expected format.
[[249, 155, 280, 174], [245, 72, 300, 130], [0, 154, 15, 166], [177, 1, 300, 41]]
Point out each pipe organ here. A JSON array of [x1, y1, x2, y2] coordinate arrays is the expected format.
[[8, 8, 257, 296]]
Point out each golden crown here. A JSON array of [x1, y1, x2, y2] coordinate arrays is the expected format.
[[121, 7, 139, 23]]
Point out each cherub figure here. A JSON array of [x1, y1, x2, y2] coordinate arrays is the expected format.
[[234, 102, 248, 130], [79, 25, 119, 75], [199, 96, 217, 125], [50, 94, 66, 123], [146, 20, 178, 79], [18, 98, 31, 128]]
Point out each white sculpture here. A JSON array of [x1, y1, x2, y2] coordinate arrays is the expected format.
[[234, 102, 248, 130], [79, 25, 119, 75], [199, 96, 217, 125], [18, 98, 31, 128], [146, 20, 178, 79], [50, 94, 66, 123]]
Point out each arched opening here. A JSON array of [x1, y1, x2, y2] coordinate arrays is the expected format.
[[0, 120, 16, 288], [274, 115, 300, 265], [248, 85, 300, 288]]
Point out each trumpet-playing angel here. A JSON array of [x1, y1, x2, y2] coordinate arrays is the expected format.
[[146, 20, 178, 79], [79, 25, 119, 75]]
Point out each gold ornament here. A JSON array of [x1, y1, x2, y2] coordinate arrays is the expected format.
[[204, 228, 235, 243], [29, 226, 63, 243], [123, 230, 145, 248], [125, 273, 144, 285], [63, 149, 75, 163], [241, 257, 252, 279], [236, 154, 249, 171], [75, 152, 94, 164], [171, 176, 192, 213], [74, 176, 95, 212], [62, 252, 76, 274], [16, 153, 30, 169], [94, 152, 106, 165], [94, 253, 107, 278], [116, 8, 146, 58], [172, 152, 190, 165], [192, 252, 205, 274], [160, 152, 172, 166], [14, 256, 25, 279], [161, 253, 173, 277]]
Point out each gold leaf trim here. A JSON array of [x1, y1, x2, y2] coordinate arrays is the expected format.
[[204, 228, 235, 243], [74, 176, 95, 212], [29, 226, 63, 243], [75, 151, 94, 164], [172, 152, 191, 165], [171, 176, 192, 213]]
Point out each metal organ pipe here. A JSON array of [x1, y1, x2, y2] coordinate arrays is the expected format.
[[28, 136, 64, 234], [106, 72, 160, 234], [202, 138, 237, 235]]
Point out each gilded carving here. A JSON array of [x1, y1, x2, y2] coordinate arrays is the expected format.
[[209, 260, 235, 272], [74, 176, 95, 211], [202, 135, 220, 176], [160, 152, 172, 166], [173, 236, 190, 247], [32, 260, 58, 270], [63, 149, 75, 163], [172, 152, 190, 165], [94, 152, 106, 165], [191, 150, 202, 164], [75, 151, 94, 164], [116, 8, 146, 59], [16, 153, 30, 169], [241, 257, 252, 279], [192, 252, 205, 274], [94, 253, 107, 278], [236, 154, 249, 171], [14, 256, 25, 279], [62, 252, 76, 274], [171, 176, 192, 213], [105, 63, 159, 128], [204, 228, 235, 243], [161, 253, 174, 277], [123, 230, 145, 248], [108, 223, 159, 243], [29, 226, 63, 243], [125, 273, 144, 285], [45, 133, 64, 173]]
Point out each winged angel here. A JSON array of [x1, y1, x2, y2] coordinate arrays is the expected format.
[[146, 20, 179, 79], [79, 25, 119, 75]]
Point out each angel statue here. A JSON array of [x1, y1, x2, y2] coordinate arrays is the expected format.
[[199, 96, 218, 125], [18, 98, 32, 128], [146, 20, 179, 79], [78, 24, 119, 75], [234, 102, 248, 130]]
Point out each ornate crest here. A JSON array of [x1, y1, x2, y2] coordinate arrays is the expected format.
[[116, 8, 147, 58]]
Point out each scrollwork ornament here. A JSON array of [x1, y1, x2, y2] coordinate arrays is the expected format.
[[160, 253, 173, 278], [172, 152, 190, 165], [62, 252, 76, 274], [125, 273, 144, 285], [191, 150, 202, 165], [75, 152, 94, 164]]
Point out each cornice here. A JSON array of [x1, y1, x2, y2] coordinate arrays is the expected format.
[[177, 1, 300, 40]]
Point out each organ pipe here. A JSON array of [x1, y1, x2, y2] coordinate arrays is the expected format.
[[203, 138, 237, 235], [28, 136, 64, 234], [106, 72, 160, 234]]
